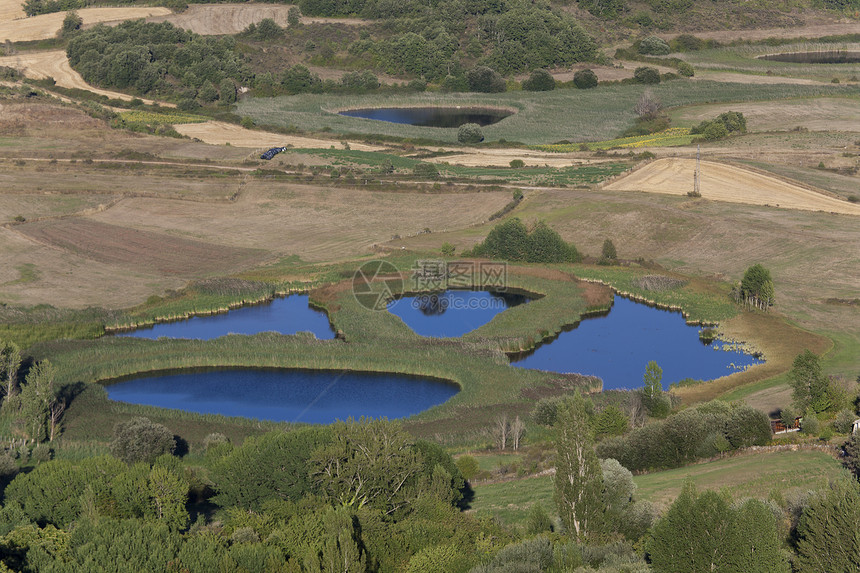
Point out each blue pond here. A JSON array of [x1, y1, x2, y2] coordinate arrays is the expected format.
[[511, 296, 761, 389], [388, 290, 530, 338], [105, 369, 459, 424], [338, 107, 513, 128], [114, 295, 335, 340]]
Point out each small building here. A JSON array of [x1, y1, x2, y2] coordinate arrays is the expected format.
[[771, 416, 802, 434], [853, 419, 860, 434]]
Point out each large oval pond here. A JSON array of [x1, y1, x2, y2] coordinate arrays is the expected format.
[[338, 107, 513, 127], [105, 369, 459, 424], [388, 290, 531, 338], [114, 295, 335, 340], [511, 296, 761, 389]]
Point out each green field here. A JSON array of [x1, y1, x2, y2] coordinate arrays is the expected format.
[[470, 449, 849, 528], [237, 82, 854, 145]]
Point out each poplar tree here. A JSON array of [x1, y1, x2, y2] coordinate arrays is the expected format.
[[554, 392, 604, 540]]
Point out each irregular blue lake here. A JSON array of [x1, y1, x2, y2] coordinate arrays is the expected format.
[[114, 295, 335, 340], [105, 369, 459, 424], [389, 290, 531, 338], [338, 107, 513, 127], [510, 296, 762, 389]]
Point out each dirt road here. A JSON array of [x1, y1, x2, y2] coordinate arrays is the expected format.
[[603, 158, 860, 215]]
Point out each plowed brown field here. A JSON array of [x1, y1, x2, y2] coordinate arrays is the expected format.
[[603, 158, 860, 215], [16, 218, 267, 276]]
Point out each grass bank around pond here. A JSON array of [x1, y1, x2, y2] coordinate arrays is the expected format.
[[237, 82, 855, 145], [23, 255, 822, 449], [469, 448, 848, 529]]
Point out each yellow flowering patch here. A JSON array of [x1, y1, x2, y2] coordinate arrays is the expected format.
[[531, 128, 693, 152]]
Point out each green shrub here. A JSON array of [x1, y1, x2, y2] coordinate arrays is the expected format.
[[573, 68, 598, 89], [833, 409, 856, 433], [455, 455, 479, 480], [676, 60, 694, 77], [509, 159, 525, 168], [457, 123, 484, 144], [111, 417, 176, 465], [413, 162, 441, 178], [633, 67, 661, 84], [801, 415, 820, 435], [466, 66, 506, 93], [522, 69, 556, 91], [702, 121, 729, 140], [638, 36, 670, 55]]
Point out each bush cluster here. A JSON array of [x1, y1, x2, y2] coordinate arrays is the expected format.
[[596, 401, 771, 471], [691, 111, 747, 140], [469, 218, 582, 263]]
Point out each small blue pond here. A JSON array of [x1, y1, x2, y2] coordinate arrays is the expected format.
[[510, 296, 761, 390], [338, 107, 513, 127], [114, 295, 335, 340], [105, 369, 459, 424], [388, 290, 531, 338]]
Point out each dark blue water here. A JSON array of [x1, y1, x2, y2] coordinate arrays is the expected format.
[[114, 295, 335, 340], [388, 290, 530, 338], [105, 369, 459, 423], [511, 297, 761, 389], [338, 107, 513, 127]]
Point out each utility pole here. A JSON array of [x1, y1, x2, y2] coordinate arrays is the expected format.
[[692, 144, 701, 197]]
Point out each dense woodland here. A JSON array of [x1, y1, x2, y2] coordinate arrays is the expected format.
[[2, 332, 860, 571]]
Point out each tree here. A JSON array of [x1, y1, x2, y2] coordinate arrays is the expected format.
[[288, 5, 302, 26], [310, 418, 422, 515], [510, 415, 525, 450], [641, 361, 670, 418], [147, 465, 188, 530], [457, 123, 484, 144], [634, 89, 662, 119], [60, 10, 82, 38], [740, 263, 774, 309], [466, 66, 506, 93], [111, 417, 175, 465], [554, 392, 604, 540], [17, 360, 59, 443], [647, 481, 787, 573], [794, 480, 860, 572], [320, 506, 366, 573], [495, 414, 509, 450], [573, 68, 598, 89], [789, 350, 831, 414], [0, 340, 21, 406], [633, 66, 661, 84], [219, 78, 236, 104], [522, 69, 555, 91], [599, 238, 617, 264], [600, 458, 635, 531], [197, 80, 218, 103]]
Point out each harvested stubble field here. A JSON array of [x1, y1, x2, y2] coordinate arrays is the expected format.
[[603, 158, 860, 215], [0, 6, 171, 42], [146, 4, 368, 36]]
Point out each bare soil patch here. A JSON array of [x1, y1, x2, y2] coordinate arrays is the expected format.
[[603, 158, 860, 215], [0, 51, 165, 104], [15, 218, 267, 276], [691, 71, 827, 85], [0, 6, 170, 42], [148, 3, 367, 35]]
